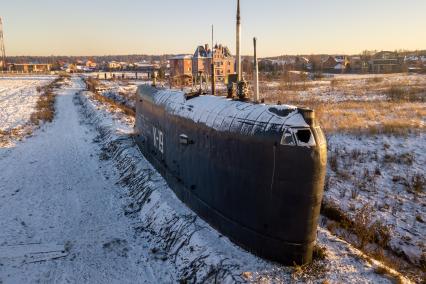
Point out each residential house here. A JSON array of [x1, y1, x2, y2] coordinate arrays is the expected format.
[[169, 55, 193, 86], [322, 56, 349, 73], [8, 63, 52, 73], [192, 43, 235, 82], [170, 43, 236, 86], [170, 55, 193, 77], [63, 63, 77, 73], [370, 51, 401, 73], [404, 54, 426, 73], [119, 62, 129, 70], [192, 44, 211, 78], [134, 62, 159, 73], [86, 60, 97, 69], [108, 61, 122, 70], [294, 57, 311, 71], [349, 56, 369, 73]]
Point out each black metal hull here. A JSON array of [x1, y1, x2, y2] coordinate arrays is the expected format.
[[135, 86, 327, 264]]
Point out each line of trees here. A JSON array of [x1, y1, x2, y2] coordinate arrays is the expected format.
[[6, 54, 173, 64]]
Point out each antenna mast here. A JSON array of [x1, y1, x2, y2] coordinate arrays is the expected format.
[[0, 17, 6, 71], [235, 0, 248, 100], [211, 25, 215, 96], [236, 0, 241, 81]]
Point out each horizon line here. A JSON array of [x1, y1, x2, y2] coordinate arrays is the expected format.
[[6, 49, 426, 59]]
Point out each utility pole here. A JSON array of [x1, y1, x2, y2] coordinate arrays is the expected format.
[[0, 17, 6, 71], [253, 37, 259, 102], [211, 25, 215, 96]]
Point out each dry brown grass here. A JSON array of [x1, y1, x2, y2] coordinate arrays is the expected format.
[[408, 174, 425, 194], [321, 202, 391, 251], [93, 93, 136, 117], [119, 91, 136, 104], [292, 258, 328, 282], [313, 245, 328, 261], [373, 265, 404, 284], [85, 77, 136, 117], [92, 91, 136, 117], [295, 101, 424, 135], [261, 74, 426, 135], [29, 75, 68, 125], [321, 201, 424, 282], [385, 85, 426, 102], [367, 77, 384, 84], [0, 127, 32, 147], [30, 91, 56, 124]]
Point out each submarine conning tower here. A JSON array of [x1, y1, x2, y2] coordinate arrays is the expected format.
[[134, 85, 327, 264]]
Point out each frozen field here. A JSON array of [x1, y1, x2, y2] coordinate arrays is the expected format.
[[0, 76, 415, 283], [260, 73, 425, 279], [0, 76, 56, 132], [325, 134, 425, 272], [262, 73, 426, 103]]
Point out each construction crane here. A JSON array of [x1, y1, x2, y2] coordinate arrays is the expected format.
[[0, 17, 6, 71]]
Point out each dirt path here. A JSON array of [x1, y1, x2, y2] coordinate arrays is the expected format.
[[0, 77, 166, 283]]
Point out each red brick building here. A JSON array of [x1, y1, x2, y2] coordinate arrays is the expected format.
[[193, 44, 235, 82], [169, 43, 235, 85], [170, 55, 193, 77], [169, 55, 193, 86]]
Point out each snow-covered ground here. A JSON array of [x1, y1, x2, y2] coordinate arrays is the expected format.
[[0, 76, 56, 132], [261, 73, 425, 278], [261, 73, 426, 103], [0, 78, 166, 283], [325, 134, 425, 266], [0, 76, 411, 283], [97, 79, 141, 109]]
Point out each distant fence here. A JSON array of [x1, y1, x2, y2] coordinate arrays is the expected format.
[[94, 71, 150, 80], [0, 70, 56, 76]]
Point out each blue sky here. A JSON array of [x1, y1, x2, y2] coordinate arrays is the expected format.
[[2, 0, 426, 56]]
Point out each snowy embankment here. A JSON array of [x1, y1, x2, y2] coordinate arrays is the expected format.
[[0, 76, 56, 132], [325, 134, 425, 268], [74, 88, 409, 283], [98, 80, 139, 109]]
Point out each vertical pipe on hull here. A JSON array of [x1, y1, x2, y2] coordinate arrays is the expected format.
[[253, 37, 259, 102], [236, 0, 241, 81]]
